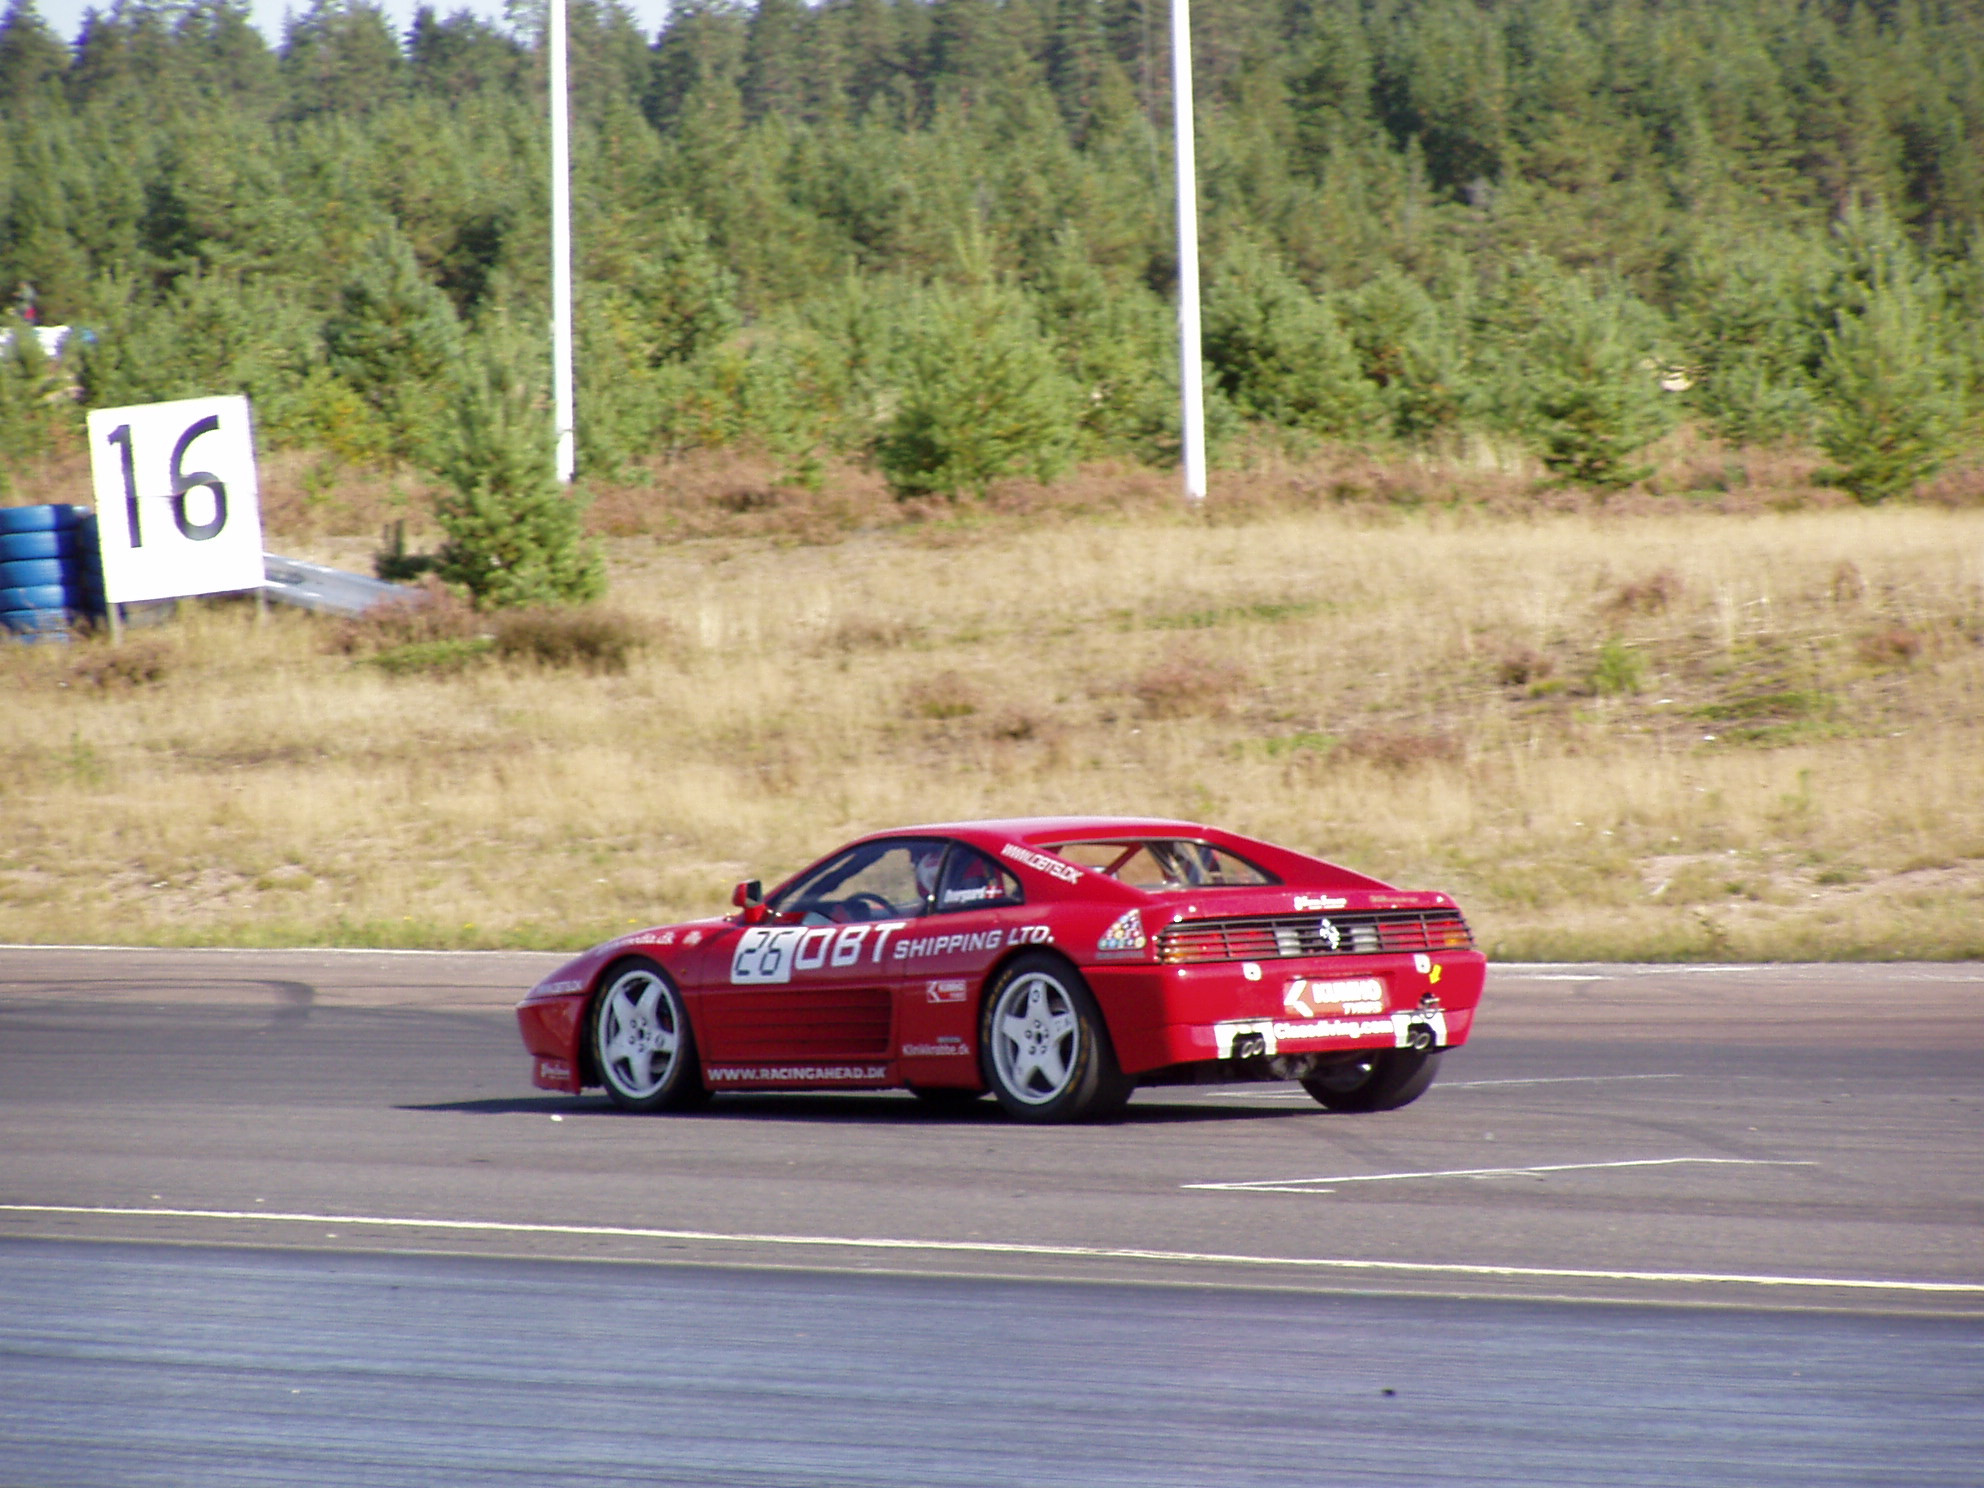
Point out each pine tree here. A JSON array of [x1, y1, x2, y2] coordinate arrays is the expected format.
[[1816, 283, 1964, 503], [433, 328, 604, 608], [408, 6, 523, 97], [1202, 241, 1381, 440], [1340, 267, 1469, 443], [1520, 277, 1674, 489], [0, 0, 67, 110], [742, 0, 808, 123], [874, 281, 1079, 499], [323, 229, 463, 462], [0, 308, 77, 489], [281, 0, 408, 120]]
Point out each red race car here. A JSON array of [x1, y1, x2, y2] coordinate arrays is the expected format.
[[516, 817, 1485, 1123]]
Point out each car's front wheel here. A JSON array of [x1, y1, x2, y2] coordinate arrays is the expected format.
[[590, 958, 709, 1112], [1301, 1048, 1443, 1112], [981, 954, 1132, 1123]]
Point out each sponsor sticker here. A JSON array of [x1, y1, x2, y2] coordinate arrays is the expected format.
[[705, 1064, 889, 1083], [1293, 895, 1347, 911], [1283, 977, 1386, 1018], [901, 1039, 970, 1057], [893, 924, 1050, 961], [533, 1056, 574, 1086], [1000, 842, 1083, 884], [925, 979, 968, 1003]]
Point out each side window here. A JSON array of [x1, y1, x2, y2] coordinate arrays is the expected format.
[[773, 838, 948, 922], [1044, 840, 1277, 888], [934, 846, 1024, 913]]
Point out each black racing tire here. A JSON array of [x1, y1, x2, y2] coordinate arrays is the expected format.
[[979, 953, 1133, 1124], [588, 957, 710, 1112], [1301, 1048, 1444, 1112], [907, 1085, 986, 1112]]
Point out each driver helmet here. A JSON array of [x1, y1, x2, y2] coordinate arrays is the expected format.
[[913, 845, 945, 901]]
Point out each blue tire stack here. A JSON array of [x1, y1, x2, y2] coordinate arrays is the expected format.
[[0, 504, 101, 641]]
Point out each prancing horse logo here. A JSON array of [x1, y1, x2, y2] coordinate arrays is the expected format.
[[1317, 917, 1342, 951]]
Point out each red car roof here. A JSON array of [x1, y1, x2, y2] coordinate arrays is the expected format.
[[845, 818, 1394, 890], [873, 816, 1215, 843]]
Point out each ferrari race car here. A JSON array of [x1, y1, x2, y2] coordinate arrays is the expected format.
[[516, 817, 1485, 1123]]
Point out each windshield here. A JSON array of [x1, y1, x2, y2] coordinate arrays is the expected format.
[[1044, 840, 1277, 891]]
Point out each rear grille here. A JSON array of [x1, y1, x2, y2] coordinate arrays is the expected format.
[[1155, 909, 1473, 965]]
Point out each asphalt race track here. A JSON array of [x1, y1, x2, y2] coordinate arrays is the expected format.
[[2, 947, 1980, 1485]]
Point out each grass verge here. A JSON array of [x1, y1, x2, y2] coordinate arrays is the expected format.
[[2, 494, 1980, 959]]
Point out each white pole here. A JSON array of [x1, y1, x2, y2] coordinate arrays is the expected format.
[[1170, 0, 1207, 506], [549, 0, 576, 484]]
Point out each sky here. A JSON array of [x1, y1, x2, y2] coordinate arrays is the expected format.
[[27, 0, 676, 49]]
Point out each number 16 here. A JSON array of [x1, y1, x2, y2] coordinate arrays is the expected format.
[[103, 415, 230, 547]]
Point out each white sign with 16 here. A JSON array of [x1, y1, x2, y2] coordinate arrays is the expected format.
[[86, 395, 264, 605]]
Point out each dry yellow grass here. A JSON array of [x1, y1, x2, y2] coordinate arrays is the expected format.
[[3, 497, 1981, 958]]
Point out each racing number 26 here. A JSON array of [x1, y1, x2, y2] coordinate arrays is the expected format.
[[103, 415, 229, 548]]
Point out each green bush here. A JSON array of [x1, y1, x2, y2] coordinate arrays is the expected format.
[[364, 636, 494, 675], [1341, 269, 1471, 443], [1815, 284, 1965, 504], [873, 283, 1079, 500], [1518, 277, 1675, 490], [0, 312, 77, 487], [1590, 637, 1646, 696], [1675, 235, 1824, 446], [1202, 243, 1381, 441], [324, 229, 464, 464], [430, 331, 604, 609]]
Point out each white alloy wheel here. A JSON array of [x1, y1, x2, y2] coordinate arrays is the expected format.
[[591, 960, 704, 1111], [991, 971, 1082, 1106]]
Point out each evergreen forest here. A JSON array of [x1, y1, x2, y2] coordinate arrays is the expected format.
[[3, 0, 1983, 518]]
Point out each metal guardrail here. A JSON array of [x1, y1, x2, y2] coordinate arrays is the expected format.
[[260, 553, 416, 617]]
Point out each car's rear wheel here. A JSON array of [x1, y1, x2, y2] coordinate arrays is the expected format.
[[1301, 1048, 1443, 1112], [981, 954, 1132, 1123], [590, 958, 709, 1112]]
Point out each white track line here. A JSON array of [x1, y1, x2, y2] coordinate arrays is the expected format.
[[1, 1203, 1974, 1296], [1184, 1157, 1812, 1195]]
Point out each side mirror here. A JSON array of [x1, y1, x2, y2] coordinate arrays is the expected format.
[[732, 880, 766, 923]]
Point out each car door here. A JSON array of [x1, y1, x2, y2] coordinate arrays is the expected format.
[[697, 837, 945, 1075], [892, 843, 1038, 1084]]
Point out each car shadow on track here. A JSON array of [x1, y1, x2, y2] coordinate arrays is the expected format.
[[398, 1092, 1322, 1124]]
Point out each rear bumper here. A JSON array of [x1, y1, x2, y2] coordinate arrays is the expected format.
[[1085, 951, 1485, 1076]]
